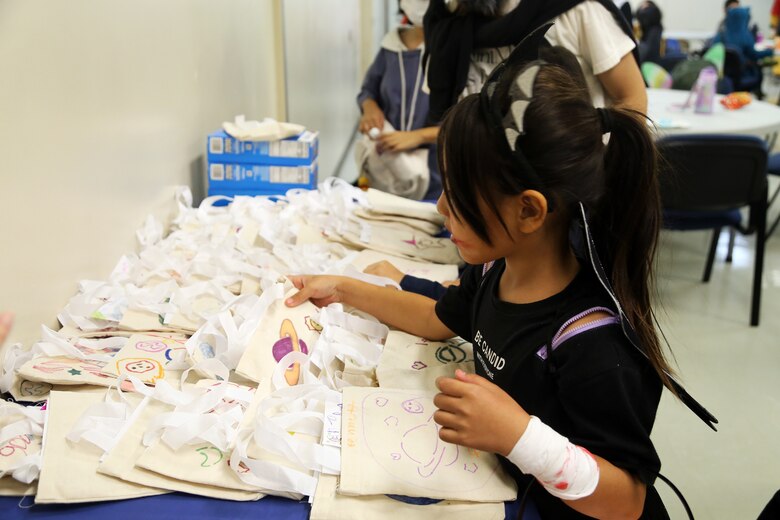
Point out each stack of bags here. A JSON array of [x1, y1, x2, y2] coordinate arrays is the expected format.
[[0, 181, 515, 518], [207, 116, 320, 199]]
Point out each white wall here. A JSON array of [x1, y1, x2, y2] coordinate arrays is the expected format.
[[636, 0, 774, 35], [0, 1, 282, 345], [282, 0, 362, 179]]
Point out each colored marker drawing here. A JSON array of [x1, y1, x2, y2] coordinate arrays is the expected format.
[[435, 339, 469, 364], [0, 434, 41, 459], [117, 357, 164, 383], [135, 340, 168, 353], [196, 446, 224, 467], [19, 380, 53, 398], [272, 318, 309, 386], [32, 359, 111, 379], [361, 391, 497, 492], [402, 236, 446, 250]]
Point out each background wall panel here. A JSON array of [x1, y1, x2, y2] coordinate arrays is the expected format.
[[0, 0, 282, 344]]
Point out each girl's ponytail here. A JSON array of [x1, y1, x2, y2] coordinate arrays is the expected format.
[[598, 107, 675, 391]]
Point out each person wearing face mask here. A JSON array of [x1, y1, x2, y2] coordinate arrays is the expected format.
[[356, 0, 442, 200]]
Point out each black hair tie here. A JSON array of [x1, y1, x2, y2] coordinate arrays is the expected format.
[[596, 107, 613, 134]]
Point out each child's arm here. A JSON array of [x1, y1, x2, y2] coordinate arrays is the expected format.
[[597, 53, 648, 115], [285, 275, 455, 340], [435, 370, 646, 520]]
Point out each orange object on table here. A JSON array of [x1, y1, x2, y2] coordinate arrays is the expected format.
[[720, 92, 752, 110]]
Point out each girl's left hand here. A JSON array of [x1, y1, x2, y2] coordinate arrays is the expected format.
[[376, 130, 424, 153], [434, 369, 531, 456]]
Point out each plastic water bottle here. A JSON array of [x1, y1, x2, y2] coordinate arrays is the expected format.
[[694, 67, 718, 114]]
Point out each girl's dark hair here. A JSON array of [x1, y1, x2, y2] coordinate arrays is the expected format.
[[438, 46, 676, 390]]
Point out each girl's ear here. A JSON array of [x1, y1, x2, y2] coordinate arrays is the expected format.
[[514, 190, 549, 234]]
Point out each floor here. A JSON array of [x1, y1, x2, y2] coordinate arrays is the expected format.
[[651, 185, 780, 518]]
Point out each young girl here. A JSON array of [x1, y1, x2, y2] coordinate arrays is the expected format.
[[288, 38, 679, 518]]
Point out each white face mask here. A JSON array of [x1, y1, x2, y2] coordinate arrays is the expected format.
[[400, 0, 429, 26]]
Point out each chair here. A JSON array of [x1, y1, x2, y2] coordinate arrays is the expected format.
[[767, 153, 780, 237], [723, 46, 764, 99], [658, 135, 768, 326]]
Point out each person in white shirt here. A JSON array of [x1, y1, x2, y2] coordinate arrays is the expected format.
[[424, 0, 647, 121]]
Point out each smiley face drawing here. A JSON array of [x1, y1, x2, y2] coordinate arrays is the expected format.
[[272, 319, 309, 386], [118, 358, 164, 383], [135, 340, 167, 353]]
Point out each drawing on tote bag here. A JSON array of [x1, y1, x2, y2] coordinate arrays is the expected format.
[[373, 396, 462, 479], [117, 358, 165, 383], [18, 380, 53, 399], [33, 359, 111, 379], [376, 333, 474, 391], [195, 446, 224, 468], [342, 388, 512, 497], [103, 334, 187, 384], [273, 319, 309, 386], [401, 236, 446, 250], [0, 434, 41, 459]]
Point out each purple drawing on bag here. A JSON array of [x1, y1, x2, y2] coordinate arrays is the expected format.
[[400, 415, 459, 478], [402, 398, 424, 414], [135, 340, 167, 353], [361, 391, 502, 492]]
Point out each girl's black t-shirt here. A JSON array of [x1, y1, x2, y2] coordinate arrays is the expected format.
[[434, 259, 667, 519]]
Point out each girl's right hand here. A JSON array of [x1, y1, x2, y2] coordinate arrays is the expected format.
[[285, 275, 346, 308], [359, 101, 385, 134]]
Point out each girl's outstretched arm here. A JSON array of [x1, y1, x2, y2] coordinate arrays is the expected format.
[[285, 275, 455, 340]]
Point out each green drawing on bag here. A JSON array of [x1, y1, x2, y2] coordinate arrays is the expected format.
[[68, 369, 82, 376], [158, 298, 172, 325], [196, 446, 224, 467]]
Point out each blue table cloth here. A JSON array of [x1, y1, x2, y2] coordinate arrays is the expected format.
[[2, 493, 538, 519]]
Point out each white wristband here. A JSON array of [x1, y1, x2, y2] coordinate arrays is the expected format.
[[506, 416, 600, 500]]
